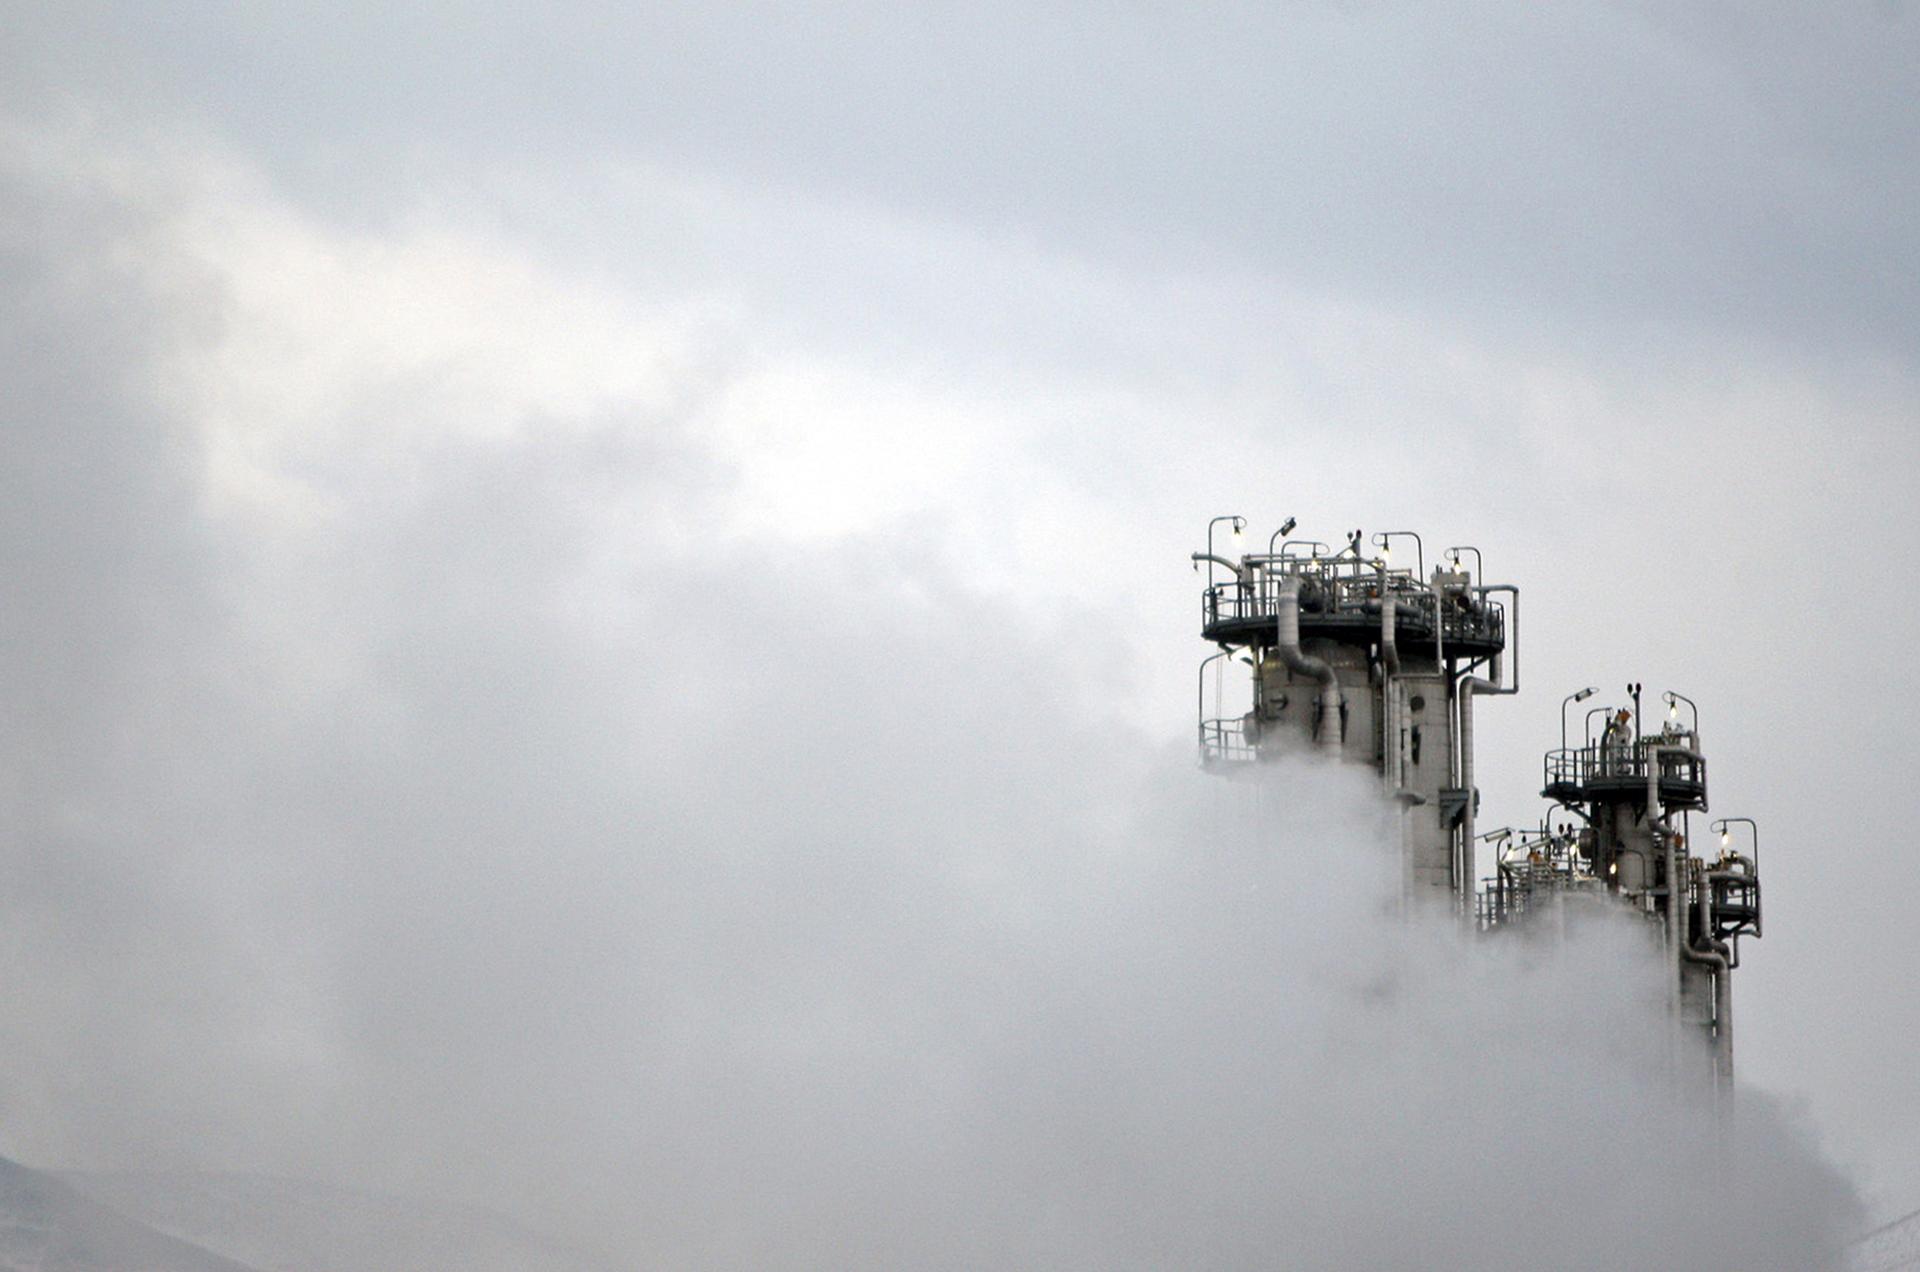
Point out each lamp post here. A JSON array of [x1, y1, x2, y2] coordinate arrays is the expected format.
[[1205, 516, 1245, 584], [1711, 817, 1759, 869], [1585, 703, 1614, 749], [1445, 545, 1483, 589], [1562, 686, 1599, 751], [1371, 530, 1424, 579], [1663, 690, 1699, 737]]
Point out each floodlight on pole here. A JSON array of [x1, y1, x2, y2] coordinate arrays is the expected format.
[[1203, 515, 1245, 584], [1562, 686, 1599, 751]]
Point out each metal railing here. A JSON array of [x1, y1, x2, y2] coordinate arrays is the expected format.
[[1198, 717, 1259, 765], [1478, 831, 1592, 929], [1543, 741, 1706, 793], [1200, 577, 1505, 647]]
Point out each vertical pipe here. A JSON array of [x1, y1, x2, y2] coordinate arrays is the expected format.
[[1649, 746, 1679, 996], [1459, 675, 1496, 918], [1379, 566, 1401, 790], [1650, 744, 1709, 1059], [1274, 576, 1343, 755], [1692, 866, 1742, 1090], [1697, 871, 1733, 1085]]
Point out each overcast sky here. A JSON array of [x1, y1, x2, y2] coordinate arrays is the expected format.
[[3, 2, 1917, 1263]]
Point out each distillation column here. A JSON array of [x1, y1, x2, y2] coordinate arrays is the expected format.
[[1193, 530, 1517, 913], [1542, 712, 1754, 1087]]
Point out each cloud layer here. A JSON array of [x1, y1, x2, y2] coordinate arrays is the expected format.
[[0, 120, 1877, 1265]]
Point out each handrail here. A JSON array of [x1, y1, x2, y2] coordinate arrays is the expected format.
[[1198, 717, 1259, 764], [1203, 581, 1505, 644], [1543, 742, 1707, 793]]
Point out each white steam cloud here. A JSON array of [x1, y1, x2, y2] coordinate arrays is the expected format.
[[0, 118, 1863, 1268]]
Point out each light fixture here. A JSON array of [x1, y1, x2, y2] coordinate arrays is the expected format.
[[1278, 516, 1297, 536]]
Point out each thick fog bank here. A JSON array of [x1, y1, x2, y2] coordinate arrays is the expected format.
[[0, 121, 1865, 1270]]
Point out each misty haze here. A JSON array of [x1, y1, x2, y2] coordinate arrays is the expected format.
[[3, 3, 1918, 1269]]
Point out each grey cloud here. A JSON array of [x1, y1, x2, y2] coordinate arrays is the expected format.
[[8, 2, 1917, 361], [8, 4, 1920, 1260], [0, 126, 1872, 1267]]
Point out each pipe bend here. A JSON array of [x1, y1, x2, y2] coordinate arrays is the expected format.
[[1456, 675, 1499, 909], [1474, 584, 1520, 695], [1377, 566, 1401, 678], [1680, 942, 1729, 971], [1274, 576, 1343, 753], [1273, 578, 1337, 685], [1191, 552, 1251, 585]]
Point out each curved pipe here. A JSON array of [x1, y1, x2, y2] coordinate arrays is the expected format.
[[1646, 744, 1704, 1018], [1274, 576, 1343, 754], [1476, 584, 1520, 693], [1682, 861, 1735, 1084], [1453, 594, 1515, 908], [1377, 564, 1401, 679], [1190, 552, 1249, 584], [1458, 674, 1498, 915]]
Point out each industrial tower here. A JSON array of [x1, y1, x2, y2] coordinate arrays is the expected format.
[[1190, 520, 1761, 1087]]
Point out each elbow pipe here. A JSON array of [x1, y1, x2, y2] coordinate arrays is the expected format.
[[1678, 935, 1731, 1023], [1274, 576, 1343, 754], [1683, 867, 1735, 1082], [1457, 675, 1498, 914], [1376, 564, 1401, 678], [1476, 584, 1520, 693], [1191, 552, 1250, 584]]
